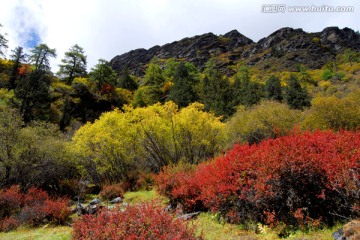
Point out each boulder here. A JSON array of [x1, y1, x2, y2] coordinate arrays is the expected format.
[[89, 198, 101, 205], [110, 197, 122, 204], [333, 220, 360, 240]]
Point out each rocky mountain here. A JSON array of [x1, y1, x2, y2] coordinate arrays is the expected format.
[[110, 27, 360, 77]]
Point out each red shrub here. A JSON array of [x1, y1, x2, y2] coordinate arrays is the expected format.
[[0, 216, 20, 232], [0, 185, 23, 218], [20, 188, 71, 226], [73, 201, 199, 240], [42, 198, 71, 224], [24, 187, 49, 207], [156, 163, 203, 212], [0, 186, 71, 230], [99, 184, 124, 200], [155, 131, 360, 227]]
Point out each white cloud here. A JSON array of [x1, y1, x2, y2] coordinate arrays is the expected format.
[[0, 0, 359, 73]]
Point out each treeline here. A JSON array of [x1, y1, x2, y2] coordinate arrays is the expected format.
[[2, 21, 360, 132], [155, 130, 360, 231]]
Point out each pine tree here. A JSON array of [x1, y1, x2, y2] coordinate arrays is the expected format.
[[9, 46, 27, 90], [90, 59, 118, 91], [15, 70, 51, 123], [143, 57, 164, 87], [233, 66, 263, 107], [265, 75, 283, 102], [58, 44, 87, 84], [168, 62, 199, 107], [0, 24, 8, 57], [285, 75, 311, 110], [118, 67, 138, 91], [29, 44, 56, 71], [202, 61, 234, 117]]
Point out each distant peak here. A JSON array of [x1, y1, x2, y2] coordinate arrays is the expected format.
[[269, 27, 305, 37], [223, 29, 241, 37]]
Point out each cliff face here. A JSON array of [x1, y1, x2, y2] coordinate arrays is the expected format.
[[110, 27, 360, 76]]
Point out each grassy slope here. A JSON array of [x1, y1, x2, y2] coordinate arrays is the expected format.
[[0, 226, 72, 240]]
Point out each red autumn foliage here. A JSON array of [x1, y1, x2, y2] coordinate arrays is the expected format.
[[18, 64, 31, 76], [0, 216, 20, 232], [0, 185, 23, 219], [99, 184, 124, 200], [0, 186, 71, 231], [156, 163, 203, 212], [100, 83, 114, 95], [73, 201, 199, 240], [24, 187, 49, 207], [155, 130, 360, 227]]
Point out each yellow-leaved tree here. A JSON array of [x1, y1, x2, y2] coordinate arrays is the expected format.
[[71, 101, 224, 182], [226, 101, 302, 145], [301, 91, 360, 131]]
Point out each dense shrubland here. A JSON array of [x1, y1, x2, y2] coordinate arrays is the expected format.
[[0, 185, 71, 232], [0, 107, 78, 193], [155, 131, 360, 230]]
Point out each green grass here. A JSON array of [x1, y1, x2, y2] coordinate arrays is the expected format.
[[192, 213, 258, 240], [123, 189, 166, 204], [281, 225, 342, 240], [0, 225, 72, 240], [192, 212, 341, 240]]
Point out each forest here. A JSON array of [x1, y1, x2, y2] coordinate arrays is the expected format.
[[0, 23, 360, 239]]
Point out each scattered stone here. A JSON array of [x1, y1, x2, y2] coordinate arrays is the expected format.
[[332, 220, 360, 240], [89, 198, 101, 205], [75, 199, 102, 215], [343, 220, 360, 239], [177, 211, 201, 220], [110, 197, 122, 204], [332, 227, 344, 240], [76, 203, 87, 216], [165, 204, 173, 212]]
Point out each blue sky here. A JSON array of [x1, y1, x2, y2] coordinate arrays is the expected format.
[[13, 3, 41, 48], [0, 0, 359, 72], [25, 29, 41, 48]]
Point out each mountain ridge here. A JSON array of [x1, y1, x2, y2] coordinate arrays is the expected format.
[[110, 27, 360, 77]]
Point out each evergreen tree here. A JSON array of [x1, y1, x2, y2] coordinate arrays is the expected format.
[[168, 62, 199, 107], [9, 46, 27, 90], [15, 69, 51, 123], [163, 58, 179, 81], [90, 59, 118, 91], [233, 66, 263, 107], [202, 61, 234, 117], [285, 75, 311, 110], [265, 75, 283, 102], [59, 96, 73, 131], [133, 85, 163, 107], [118, 67, 138, 91], [0, 24, 8, 57], [29, 44, 57, 71], [143, 57, 164, 87], [58, 44, 87, 84], [132, 57, 165, 107]]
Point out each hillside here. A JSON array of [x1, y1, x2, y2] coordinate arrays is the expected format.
[[1, 24, 360, 239], [110, 26, 360, 76]]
